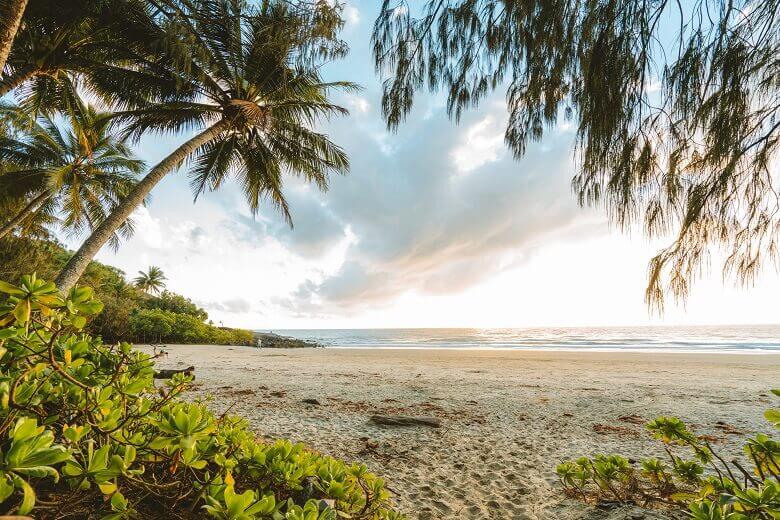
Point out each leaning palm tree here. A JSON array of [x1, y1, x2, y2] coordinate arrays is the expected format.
[[0, 101, 144, 243], [55, 0, 354, 291], [134, 265, 166, 295], [0, 0, 28, 74]]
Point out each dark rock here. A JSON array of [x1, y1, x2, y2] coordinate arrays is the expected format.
[[302, 398, 321, 405], [254, 332, 322, 349], [154, 366, 195, 379]]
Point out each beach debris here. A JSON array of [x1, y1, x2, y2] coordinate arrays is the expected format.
[[714, 421, 744, 435], [153, 366, 195, 379], [698, 433, 720, 443], [302, 398, 321, 405], [370, 414, 442, 428], [358, 437, 414, 462], [270, 390, 287, 398], [618, 414, 645, 425], [592, 423, 640, 437]]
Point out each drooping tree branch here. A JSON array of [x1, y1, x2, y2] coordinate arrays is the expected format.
[[373, 0, 780, 310]]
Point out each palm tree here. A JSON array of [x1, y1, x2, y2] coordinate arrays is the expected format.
[[0, 0, 29, 74], [0, 0, 175, 109], [134, 265, 166, 294], [0, 100, 144, 243], [55, 0, 354, 291]]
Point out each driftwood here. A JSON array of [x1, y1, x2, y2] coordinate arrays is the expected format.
[[153, 366, 195, 379], [370, 414, 441, 428]]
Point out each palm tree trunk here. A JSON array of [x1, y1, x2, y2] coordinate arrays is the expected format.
[[55, 119, 230, 292], [0, 0, 28, 75], [0, 64, 36, 97], [0, 190, 49, 239]]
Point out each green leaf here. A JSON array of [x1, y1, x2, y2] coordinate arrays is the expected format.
[[71, 315, 87, 329], [0, 473, 14, 502], [110, 491, 128, 511], [0, 280, 24, 296], [70, 286, 94, 303], [13, 300, 30, 323], [14, 476, 35, 515], [765, 409, 780, 428]]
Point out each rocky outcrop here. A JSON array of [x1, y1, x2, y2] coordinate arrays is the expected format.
[[254, 332, 322, 349]]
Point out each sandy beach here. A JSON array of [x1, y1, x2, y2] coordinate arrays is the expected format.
[[140, 346, 779, 519]]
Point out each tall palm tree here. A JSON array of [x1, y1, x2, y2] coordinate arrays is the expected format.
[[0, 0, 29, 74], [55, 0, 354, 291], [0, 101, 144, 243], [134, 265, 166, 294]]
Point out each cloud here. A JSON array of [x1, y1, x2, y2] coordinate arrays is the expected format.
[[343, 4, 360, 25], [131, 206, 165, 249], [451, 114, 506, 173], [344, 94, 370, 114], [269, 94, 597, 315], [201, 298, 254, 314], [226, 187, 348, 259]]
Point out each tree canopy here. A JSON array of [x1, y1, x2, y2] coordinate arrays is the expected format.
[[373, 0, 780, 309]]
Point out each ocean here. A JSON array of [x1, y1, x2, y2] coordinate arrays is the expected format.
[[262, 325, 780, 353]]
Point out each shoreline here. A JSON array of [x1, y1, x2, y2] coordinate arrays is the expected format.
[[326, 345, 780, 354], [151, 342, 780, 356]]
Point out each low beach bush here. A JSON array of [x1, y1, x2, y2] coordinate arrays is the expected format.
[[0, 274, 403, 519], [557, 400, 780, 518]]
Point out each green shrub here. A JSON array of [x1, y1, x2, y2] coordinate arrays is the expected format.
[[557, 398, 780, 518], [0, 274, 403, 519], [142, 291, 209, 321], [128, 308, 253, 346]]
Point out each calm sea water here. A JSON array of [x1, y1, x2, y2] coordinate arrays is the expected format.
[[262, 326, 780, 353]]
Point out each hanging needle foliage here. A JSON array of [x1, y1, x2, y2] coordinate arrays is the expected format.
[[372, 0, 780, 311]]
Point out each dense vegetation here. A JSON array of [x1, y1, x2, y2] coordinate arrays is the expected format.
[[557, 402, 780, 518], [0, 236, 253, 345], [0, 274, 403, 518]]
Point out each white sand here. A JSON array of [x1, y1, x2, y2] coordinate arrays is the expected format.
[[140, 346, 779, 519]]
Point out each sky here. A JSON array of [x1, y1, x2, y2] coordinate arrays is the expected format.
[[62, 1, 780, 329]]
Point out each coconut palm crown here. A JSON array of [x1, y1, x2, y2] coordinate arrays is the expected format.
[[134, 265, 166, 294], [0, 100, 144, 245], [55, 0, 355, 291], [0, 0, 171, 111]]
